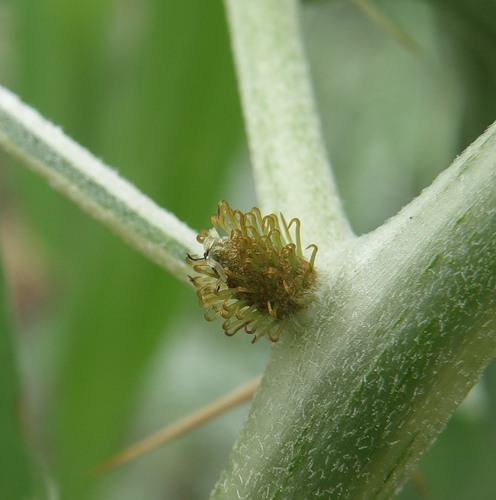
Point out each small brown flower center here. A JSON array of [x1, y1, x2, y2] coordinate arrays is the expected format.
[[187, 200, 318, 343]]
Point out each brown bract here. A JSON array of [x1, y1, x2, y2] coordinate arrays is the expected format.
[[186, 200, 318, 343]]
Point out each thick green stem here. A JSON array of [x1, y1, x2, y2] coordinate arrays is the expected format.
[[224, 0, 353, 248], [0, 86, 198, 281], [211, 123, 496, 498]]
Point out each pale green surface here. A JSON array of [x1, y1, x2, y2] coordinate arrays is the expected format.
[[0, 0, 495, 499], [225, 0, 352, 248], [212, 116, 496, 499]]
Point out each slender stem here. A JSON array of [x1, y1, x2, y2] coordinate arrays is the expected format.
[[224, 0, 353, 248], [94, 376, 262, 474], [0, 86, 198, 282]]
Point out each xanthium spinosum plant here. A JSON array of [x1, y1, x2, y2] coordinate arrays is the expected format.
[[186, 200, 318, 343]]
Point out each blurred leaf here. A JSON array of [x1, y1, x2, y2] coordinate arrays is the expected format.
[[485, 359, 496, 428], [0, 254, 34, 498], [305, 0, 496, 145], [303, 1, 466, 234], [427, 0, 496, 145], [10, 0, 242, 498]]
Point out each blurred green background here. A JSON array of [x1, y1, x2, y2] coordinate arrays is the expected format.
[[0, 1, 494, 499]]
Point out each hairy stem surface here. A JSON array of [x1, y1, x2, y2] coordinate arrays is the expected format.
[[0, 86, 198, 281], [224, 0, 353, 247], [212, 123, 496, 498]]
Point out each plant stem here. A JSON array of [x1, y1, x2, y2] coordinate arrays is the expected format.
[[0, 86, 198, 281], [94, 375, 261, 474], [224, 0, 353, 248], [211, 122, 496, 498]]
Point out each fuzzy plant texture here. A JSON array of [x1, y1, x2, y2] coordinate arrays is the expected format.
[[187, 200, 318, 343], [0, 0, 495, 498]]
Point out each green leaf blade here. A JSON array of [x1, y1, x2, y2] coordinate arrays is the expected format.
[[0, 257, 35, 499]]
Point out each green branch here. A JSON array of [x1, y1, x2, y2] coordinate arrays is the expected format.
[[215, 1, 496, 495], [1, 3, 494, 496], [211, 122, 496, 498], [224, 0, 353, 248], [0, 86, 198, 281]]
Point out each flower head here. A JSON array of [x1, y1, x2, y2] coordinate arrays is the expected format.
[[186, 200, 318, 343]]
